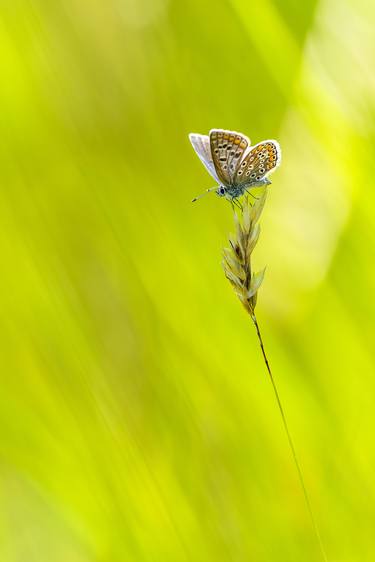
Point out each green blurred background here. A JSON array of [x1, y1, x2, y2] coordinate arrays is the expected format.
[[0, 0, 374, 560]]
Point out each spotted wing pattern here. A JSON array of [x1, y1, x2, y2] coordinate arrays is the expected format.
[[189, 133, 220, 183], [234, 140, 281, 186], [210, 129, 250, 185]]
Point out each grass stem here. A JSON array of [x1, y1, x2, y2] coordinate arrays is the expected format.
[[251, 313, 328, 562]]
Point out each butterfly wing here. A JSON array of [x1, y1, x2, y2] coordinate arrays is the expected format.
[[189, 133, 220, 184], [234, 140, 281, 186], [209, 129, 250, 185]]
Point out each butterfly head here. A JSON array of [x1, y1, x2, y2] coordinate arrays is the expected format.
[[216, 185, 228, 198]]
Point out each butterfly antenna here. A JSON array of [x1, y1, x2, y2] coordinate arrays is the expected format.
[[191, 186, 217, 203]]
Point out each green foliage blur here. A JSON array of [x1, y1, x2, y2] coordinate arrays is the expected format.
[[1, 0, 374, 560]]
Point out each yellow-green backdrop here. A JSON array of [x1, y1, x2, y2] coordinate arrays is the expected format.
[[0, 0, 374, 561]]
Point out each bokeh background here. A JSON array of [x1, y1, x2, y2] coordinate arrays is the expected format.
[[1, 0, 374, 560]]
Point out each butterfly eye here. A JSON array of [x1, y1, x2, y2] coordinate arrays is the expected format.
[[220, 187, 226, 195]]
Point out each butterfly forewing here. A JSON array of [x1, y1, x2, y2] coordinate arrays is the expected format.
[[235, 140, 281, 186], [210, 129, 250, 185], [189, 133, 220, 183]]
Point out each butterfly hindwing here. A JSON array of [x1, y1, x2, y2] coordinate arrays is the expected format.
[[189, 133, 220, 183], [234, 140, 281, 186], [210, 129, 250, 185]]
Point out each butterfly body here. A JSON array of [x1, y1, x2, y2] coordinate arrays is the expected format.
[[189, 129, 281, 202], [216, 177, 271, 200]]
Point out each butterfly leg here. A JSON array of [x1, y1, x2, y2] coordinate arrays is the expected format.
[[245, 189, 259, 201], [232, 198, 243, 211]]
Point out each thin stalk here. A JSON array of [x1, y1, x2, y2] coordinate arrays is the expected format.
[[251, 312, 328, 562]]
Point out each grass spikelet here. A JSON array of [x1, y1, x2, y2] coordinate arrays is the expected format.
[[222, 191, 267, 317]]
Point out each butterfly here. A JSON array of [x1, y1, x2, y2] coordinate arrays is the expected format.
[[189, 129, 281, 204]]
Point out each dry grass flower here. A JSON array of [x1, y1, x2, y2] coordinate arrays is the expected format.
[[222, 192, 267, 319]]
